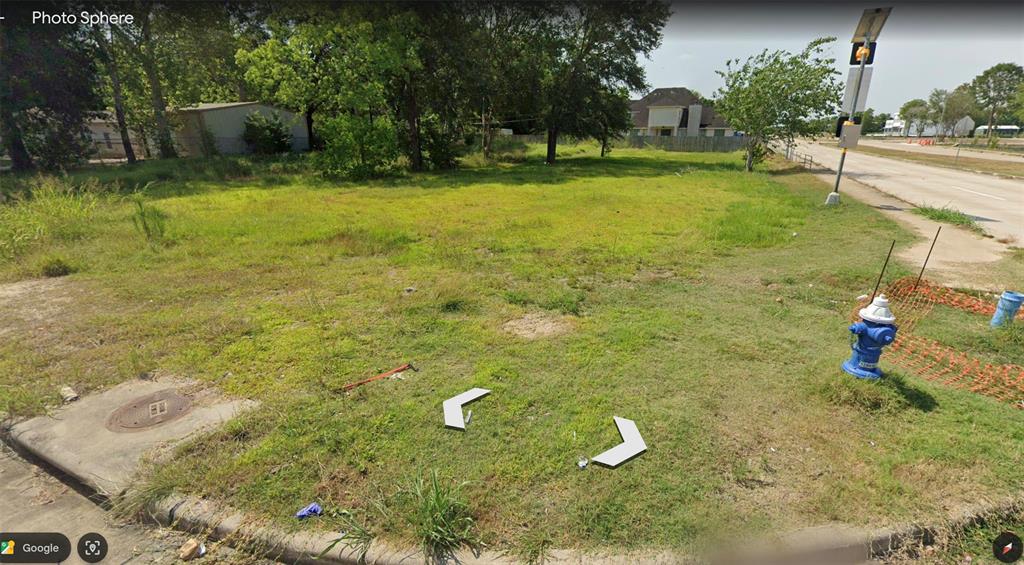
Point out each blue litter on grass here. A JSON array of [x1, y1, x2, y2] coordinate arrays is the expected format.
[[296, 502, 322, 519], [991, 291, 1024, 328]]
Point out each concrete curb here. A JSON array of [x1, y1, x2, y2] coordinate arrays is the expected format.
[[146, 494, 693, 565], [148, 492, 1024, 565]]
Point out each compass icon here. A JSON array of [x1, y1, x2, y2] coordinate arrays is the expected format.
[[994, 531, 1023, 563]]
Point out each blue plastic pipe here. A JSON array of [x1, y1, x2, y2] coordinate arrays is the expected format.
[[991, 291, 1024, 327]]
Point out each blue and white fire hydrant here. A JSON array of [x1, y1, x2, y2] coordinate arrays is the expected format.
[[842, 294, 897, 380]]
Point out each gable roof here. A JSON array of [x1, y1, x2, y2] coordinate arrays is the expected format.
[[630, 87, 729, 129]]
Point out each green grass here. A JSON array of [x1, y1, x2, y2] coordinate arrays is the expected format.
[[2, 145, 1023, 558], [912, 205, 983, 233]]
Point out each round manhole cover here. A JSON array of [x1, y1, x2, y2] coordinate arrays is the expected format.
[[106, 389, 193, 433]]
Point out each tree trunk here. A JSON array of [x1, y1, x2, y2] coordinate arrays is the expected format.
[[0, 106, 33, 171], [304, 106, 319, 151], [545, 127, 558, 164], [404, 78, 423, 171], [744, 140, 756, 172], [95, 27, 136, 163], [481, 108, 492, 158], [986, 106, 996, 141], [140, 14, 175, 158]]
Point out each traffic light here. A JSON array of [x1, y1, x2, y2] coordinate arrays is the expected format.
[[850, 41, 877, 65]]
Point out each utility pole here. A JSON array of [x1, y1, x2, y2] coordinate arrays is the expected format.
[[826, 8, 892, 206], [825, 37, 870, 206]]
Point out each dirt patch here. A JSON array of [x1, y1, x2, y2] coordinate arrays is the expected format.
[[0, 278, 78, 337], [502, 312, 574, 339]]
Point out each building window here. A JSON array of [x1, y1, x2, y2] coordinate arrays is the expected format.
[[659, 128, 672, 137]]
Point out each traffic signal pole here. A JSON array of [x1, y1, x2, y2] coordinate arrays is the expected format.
[[825, 34, 871, 206]]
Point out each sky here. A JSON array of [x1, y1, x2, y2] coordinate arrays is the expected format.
[[641, 1, 1024, 114]]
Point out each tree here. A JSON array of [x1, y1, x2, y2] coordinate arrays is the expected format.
[[584, 87, 633, 157], [91, 24, 137, 163], [899, 99, 927, 137], [860, 108, 890, 134], [238, 7, 400, 151], [538, 2, 669, 164], [1015, 84, 1024, 123], [970, 63, 1024, 140], [861, 110, 890, 134], [943, 86, 977, 138], [714, 37, 842, 172], [926, 89, 949, 138], [113, 1, 177, 158], [0, 9, 103, 171]]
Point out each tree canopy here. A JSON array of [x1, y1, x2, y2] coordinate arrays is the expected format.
[[2, 1, 671, 176], [0, 13, 103, 171], [899, 98, 927, 137], [714, 37, 842, 172], [970, 63, 1024, 138]]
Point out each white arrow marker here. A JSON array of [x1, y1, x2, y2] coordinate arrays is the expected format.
[[443, 388, 491, 430], [592, 416, 647, 468]]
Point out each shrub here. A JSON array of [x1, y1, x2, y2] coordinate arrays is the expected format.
[[242, 112, 292, 155], [39, 255, 74, 277], [420, 113, 461, 169], [317, 114, 399, 179]]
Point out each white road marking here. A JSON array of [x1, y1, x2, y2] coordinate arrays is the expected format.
[[947, 185, 1007, 201], [443, 388, 490, 430], [591, 416, 647, 468]]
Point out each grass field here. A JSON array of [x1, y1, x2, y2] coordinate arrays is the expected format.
[[850, 144, 1024, 178], [2, 145, 1023, 558]]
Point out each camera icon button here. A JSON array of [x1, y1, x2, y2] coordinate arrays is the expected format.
[[77, 533, 108, 563]]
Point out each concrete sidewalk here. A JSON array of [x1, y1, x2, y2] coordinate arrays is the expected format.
[[799, 163, 1014, 289]]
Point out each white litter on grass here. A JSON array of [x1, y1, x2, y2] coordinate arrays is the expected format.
[[577, 456, 589, 470], [856, 294, 869, 301], [59, 386, 78, 403], [464, 410, 473, 425]]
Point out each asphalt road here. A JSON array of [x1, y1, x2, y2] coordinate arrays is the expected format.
[[798, 141, 1024, 244]]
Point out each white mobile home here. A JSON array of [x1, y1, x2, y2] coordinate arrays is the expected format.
[[173, 102, 310, 156]]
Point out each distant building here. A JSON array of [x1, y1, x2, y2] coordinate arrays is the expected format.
[[952, 116, 975, 138], [882, 118, 906, 136], [974, 125, 1020, 138], [629, 88, 735, 137], [86, 113, 145, 160], [172, 102, 310, 156]]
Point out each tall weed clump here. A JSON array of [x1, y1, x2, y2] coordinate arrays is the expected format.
[[130, 194, 169, 246], [0, 175, 100, 261], [400, 470, 481, 562]]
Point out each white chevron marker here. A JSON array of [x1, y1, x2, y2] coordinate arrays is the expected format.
[[591, 416, 647, 468], [443, 388, 491, 430]]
